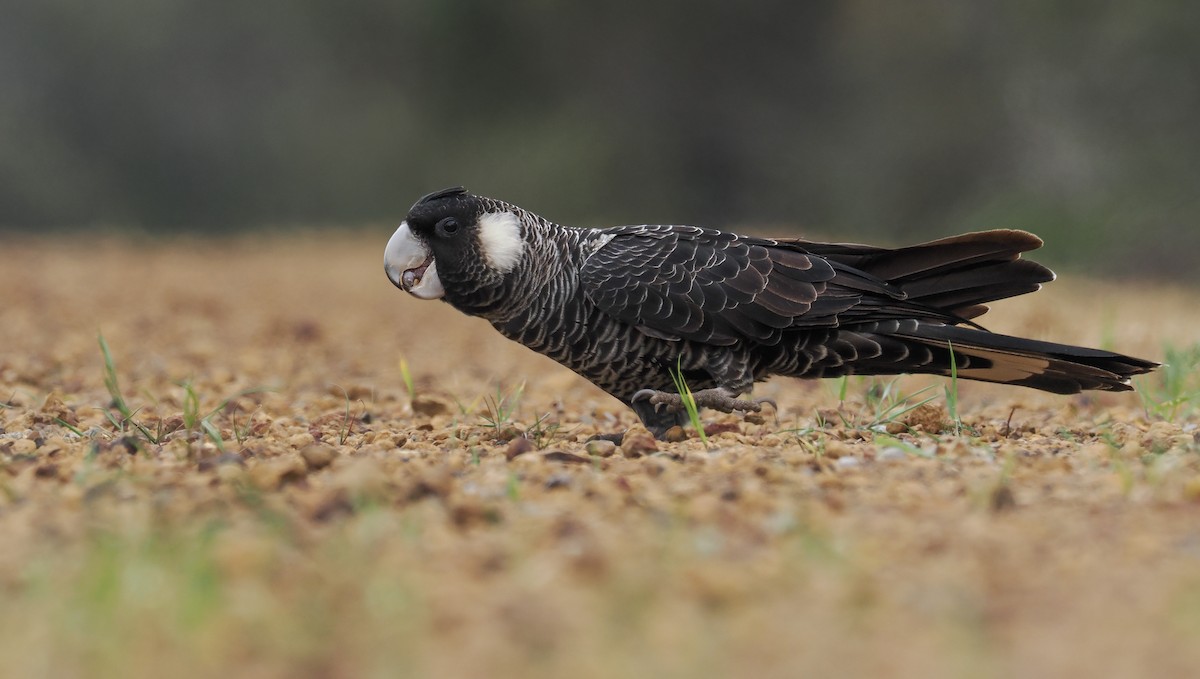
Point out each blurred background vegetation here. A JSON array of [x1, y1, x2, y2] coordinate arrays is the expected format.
[[2, 0, 1196, 278]]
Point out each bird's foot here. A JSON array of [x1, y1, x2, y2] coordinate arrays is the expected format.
[[631, 387, 776, 415]]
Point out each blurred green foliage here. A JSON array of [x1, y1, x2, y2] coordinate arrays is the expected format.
[[1, 0, 1196, 277]]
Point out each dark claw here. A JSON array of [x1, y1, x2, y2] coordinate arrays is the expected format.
[[632, 388, 676, 413]]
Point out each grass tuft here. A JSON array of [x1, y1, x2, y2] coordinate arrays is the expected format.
[[861, 378, 939, 432], [332, 384, 354, 446], [98, 333, 159, 443], [180, 379, 269, 453], [98, 333, 268, 452], [1139, 342, 1200, 422], [481, 383, 525, 436], [524, 412, 562, 450], [669, 358, 709, 446], [945, 341, 963, 436]]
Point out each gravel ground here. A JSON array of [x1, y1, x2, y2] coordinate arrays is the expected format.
[[1, 232, 1198, 678]]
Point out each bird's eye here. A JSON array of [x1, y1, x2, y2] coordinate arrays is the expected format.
[[435, 217, 460, 238]]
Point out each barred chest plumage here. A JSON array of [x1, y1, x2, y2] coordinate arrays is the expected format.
[[485, 225, 709, 402]]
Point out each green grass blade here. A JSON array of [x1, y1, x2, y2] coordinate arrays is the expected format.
[[946, 340, 961, 436], [98, 332, 133, 420], [670, 357, 709, 446], [54, 417, 86, 437], [200, 419, 226, 454], [399, 356, 415, 403]]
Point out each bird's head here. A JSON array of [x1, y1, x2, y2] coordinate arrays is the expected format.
[[384, 187, 526, 302]]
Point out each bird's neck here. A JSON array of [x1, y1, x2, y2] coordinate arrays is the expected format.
[[453, 221, 590, 325]]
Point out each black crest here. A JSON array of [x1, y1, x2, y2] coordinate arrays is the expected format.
[[413, 186, 468, 210]]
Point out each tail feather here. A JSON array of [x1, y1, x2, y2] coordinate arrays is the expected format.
[[800, 229, 1045, 281], [802, 230, 1055, 320], [791, 229, 1157, 394], [898, 323, 1158, 393], [817, 324, 1156, 393], [898, 259, 1053, 319]]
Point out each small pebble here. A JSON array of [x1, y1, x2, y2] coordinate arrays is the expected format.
[[301, 444, 336, 470], [287, 432, 316, 449], [703, 422, 740, 437], [621, 434, 658, 458], [10, 439, 36, 455], [662, 426, 687, 443], [505, 437, 534, 460], [824, 441, 854, 459], [249, 456, 308, 490], [543, 451, 591, 465], [216, 464, 246, 484], [990, 483, 1017, 512], [197, 453, 245, 472], [411, 394, 451, 416], [1183, 476, 1200, 502], [585, 440, 617, 457], [544, 473, 572, 489]]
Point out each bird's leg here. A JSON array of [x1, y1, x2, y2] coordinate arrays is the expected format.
[[631, 387, 776, 415]]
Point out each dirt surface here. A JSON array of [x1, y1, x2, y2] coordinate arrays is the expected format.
[[2, 232, 1199, 678]]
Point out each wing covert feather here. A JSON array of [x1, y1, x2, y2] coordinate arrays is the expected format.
[[580, 225, 846, 346]]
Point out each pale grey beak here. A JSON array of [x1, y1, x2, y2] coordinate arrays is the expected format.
[[384, 221, 445, 300]]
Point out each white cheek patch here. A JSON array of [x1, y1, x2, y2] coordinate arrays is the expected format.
[[477, 211, 524, 274]]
